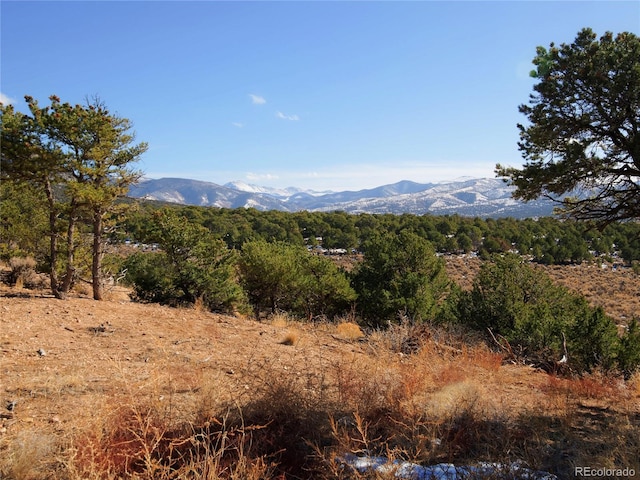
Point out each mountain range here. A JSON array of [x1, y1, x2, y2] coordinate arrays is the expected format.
[[128, 177, 556, 218]]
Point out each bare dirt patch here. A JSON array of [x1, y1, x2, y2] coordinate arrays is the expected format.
[[0, 287, 365, 428]]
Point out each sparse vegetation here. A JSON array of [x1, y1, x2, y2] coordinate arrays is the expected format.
[[8, 256, 45, 289], [335, 321, 365, 340], [1, 259, 640, 478]]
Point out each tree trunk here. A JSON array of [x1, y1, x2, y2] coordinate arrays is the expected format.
[[92, 210, 103, 300], [59, 203, 78, 298], [43, 178, 61, 298]]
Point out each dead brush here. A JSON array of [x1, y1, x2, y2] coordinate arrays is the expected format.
[[320, 369, 554, 477], [560, 405, 640, 477], [64, 361, 202, 479], [417, 393, 562, 474], [279, 328, 300, 346], [316, 411, 396, 477], [216, 376, 336, 476], [331, 352, 404, 423], [433, 362, 469, 387], [68, 401, 173, 478], [270, 313, 302, 345], [66, 401, 277, 480], [193, 294, 207, 312], [0, 429, 57, 480], [630, 370, 640, 395], [7, 256, 48, 289], [323, 330, 564, 477], [335, 321, 365, 341], [463, 345, 503, 371], [162, 413, 277, 480], [270, 312, 291, 328], [199, 347, 342, 477], [541, 372, 623, 400], [366, 316, 434, 355], [327, 353, 439, 464]]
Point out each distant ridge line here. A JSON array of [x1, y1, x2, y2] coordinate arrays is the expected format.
[[128, 177, 556, 218]]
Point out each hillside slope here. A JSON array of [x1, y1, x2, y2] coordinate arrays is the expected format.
[[1, 279, 638, 478]]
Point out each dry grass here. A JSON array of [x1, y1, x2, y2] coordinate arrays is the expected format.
[[269, 313, 302, 346], [7, 256, 48, 290], [1, 429, 57, 480], [269, 312, 291, 328], [335, 321, 365, 340], [279, 329, 300, 346], [1, 279, 639, 479]]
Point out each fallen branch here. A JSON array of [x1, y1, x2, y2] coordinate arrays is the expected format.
[[487, 328, 515, 359]]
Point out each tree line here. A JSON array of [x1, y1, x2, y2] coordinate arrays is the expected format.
[[118, 202, 640, 265]]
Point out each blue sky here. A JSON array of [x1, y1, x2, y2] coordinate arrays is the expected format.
[[2, 1, 638, 191]]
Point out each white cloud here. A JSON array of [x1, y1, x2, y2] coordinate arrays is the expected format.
[[249, 94, 266, 105], [245, 160, 497, 191], [193, 159, 498, 192], [246, 172, 280, 182], [232, 122, 244, 128], [0, 92, 17, 105], [276, 111, 300, 121]]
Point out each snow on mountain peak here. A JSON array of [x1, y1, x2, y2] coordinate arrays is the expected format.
[[129, 177, 556, 218]]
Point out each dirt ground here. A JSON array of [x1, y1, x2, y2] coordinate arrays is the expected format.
[[1, 260, 639, 478], [0, 286, 368, 433]]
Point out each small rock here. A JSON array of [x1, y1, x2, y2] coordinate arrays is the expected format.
[[37, 348, 46, 357]]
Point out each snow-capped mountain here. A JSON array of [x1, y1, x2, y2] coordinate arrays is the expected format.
[[223, 181, 333, 198], [305, 178, 554, 217], [129, 178, 287, 211], [128, 177, 556, 218]]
